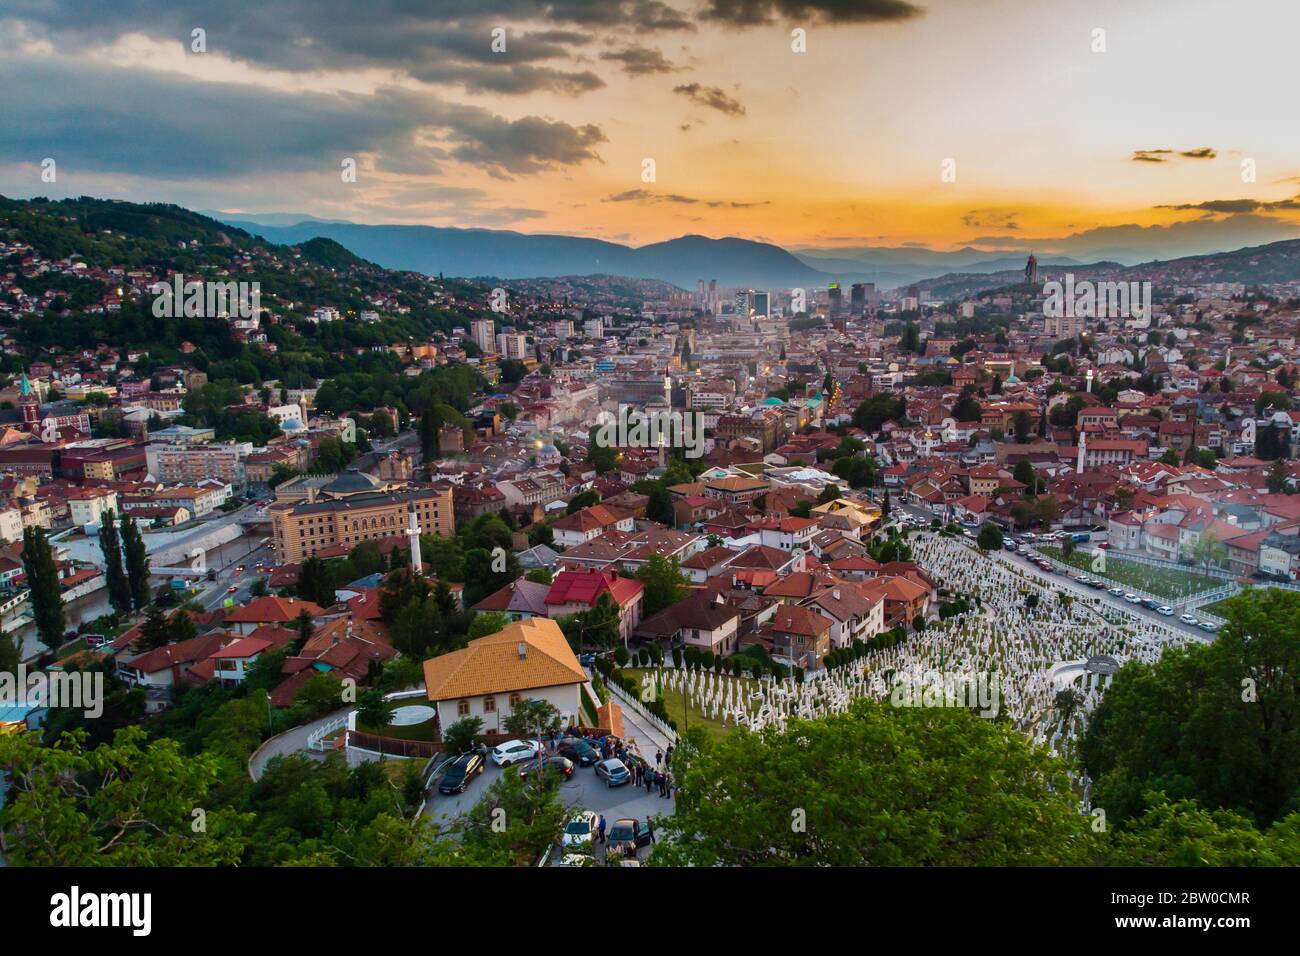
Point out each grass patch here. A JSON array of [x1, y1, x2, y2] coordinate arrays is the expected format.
[[356, 698, 438, 741], [1039, 545, 1222, 602], [624, 667, 761, 740]]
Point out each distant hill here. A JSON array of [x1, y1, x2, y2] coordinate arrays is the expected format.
[[1115, 237, 1300, 284], [913, 238, 1300, 299], [223, 219, 838, 289], [294, 236, 374, 271]]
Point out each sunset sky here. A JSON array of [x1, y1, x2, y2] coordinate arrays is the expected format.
[[3, 0, 1299, 258]]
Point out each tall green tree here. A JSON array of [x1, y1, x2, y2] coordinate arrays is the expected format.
[[296, 556, 336, 607], [654, 700, 1097, 866], [98, 508, 132, 615], [0, 727, 248, 866], [21, 524, 65, 651], [119, 512, 151, 611], [635, 552, 689, 617], [1082, 587, 1300, 826]]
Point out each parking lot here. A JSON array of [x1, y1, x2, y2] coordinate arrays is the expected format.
[[421, 748, 674, 864]]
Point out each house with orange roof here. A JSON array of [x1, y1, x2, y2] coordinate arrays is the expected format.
[[422, 617, 586, 733], [550, 504, 634, 548], [744, 604, 831, 670], [223, 595, 326, 634]]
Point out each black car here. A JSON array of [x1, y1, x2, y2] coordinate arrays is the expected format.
[[607, 818, 653, 854], [1142, 598, 1161, 610], [558, 738, 601, 766], [519, 754, 575, 782], [437, 752, 486, 795]]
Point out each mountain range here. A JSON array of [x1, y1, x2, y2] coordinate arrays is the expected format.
[[214, 212, 1300, 294]]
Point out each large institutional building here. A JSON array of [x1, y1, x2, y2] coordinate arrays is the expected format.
[[270, 468, 454, 562]]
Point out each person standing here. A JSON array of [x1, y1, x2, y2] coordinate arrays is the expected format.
[[655, 749, 663, 768], [597, 814, 607, 845], [647, 818, 656, 844]]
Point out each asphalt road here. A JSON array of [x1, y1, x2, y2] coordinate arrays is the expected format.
[[889, 503, 1215, 643]]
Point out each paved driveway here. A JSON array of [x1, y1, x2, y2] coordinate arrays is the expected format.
[[422, 752, 676, 861]]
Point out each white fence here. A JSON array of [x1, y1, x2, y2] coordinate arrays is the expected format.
[[307, 714, 348, 752], [599, 670, 679, 744]]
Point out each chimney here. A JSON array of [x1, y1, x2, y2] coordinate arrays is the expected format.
[[832, 588, 840, 600], [517, 641, 527, 660]]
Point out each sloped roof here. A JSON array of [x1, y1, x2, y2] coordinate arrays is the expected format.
[[223, 595, 325, 624], [423, 617, 586, 702]]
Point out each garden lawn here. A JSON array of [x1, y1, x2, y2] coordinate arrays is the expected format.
[[356, 698, 438, 741], [1038, 545, 1223, 601]]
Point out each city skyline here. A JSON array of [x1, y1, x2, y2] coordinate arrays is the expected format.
[[3, 0, 1300, 260]]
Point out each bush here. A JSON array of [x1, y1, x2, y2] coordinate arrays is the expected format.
[[614, 646, 631, 666], [671, 647, 682, 668]]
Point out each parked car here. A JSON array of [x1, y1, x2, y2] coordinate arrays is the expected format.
[[491, 739, 542, 767], [437, 752, 486, 795], [1088, 579, 1107, 589], [520, 754, 575, 783], [606, 818, 653, 854], [558, 738, 601, 766], [1180, 614, 1199, 625], [1124, 593, 1141, 603], [562, 811, 599, 849], [1108, 587, 1125, 597], [1142, 599, 1161, 610], [1156, 605, 1175, 616], [594, 758, 631, 787], [1038, 561, 1053, 572], [1198, 621, 1218, 633], [578, 653, 598, 667]]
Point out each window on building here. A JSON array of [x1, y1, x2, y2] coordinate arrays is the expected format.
[[483, 696, 496, 713], [457, 699, 469, 716]]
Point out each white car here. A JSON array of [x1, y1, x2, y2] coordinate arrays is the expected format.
[[1157, 606, 1175, 616], [1180, 614, 1199, 625], [562, 811, 598, 849], [1021, 532, 1037, 541], [491, 739, 542, 767], [1124, 593, 1141, 604], [1108, 587, 1125, 597]]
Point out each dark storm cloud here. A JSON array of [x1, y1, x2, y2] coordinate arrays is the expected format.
[[700, 0, 923, 26], [0, 55, 605, 179], [600, 45, 678, 76], [673, 83, 746, 115]]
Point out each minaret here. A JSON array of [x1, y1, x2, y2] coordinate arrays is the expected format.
[[659, 373, 672, 467], [18, 372, 39, 432], [1085, 368, 1093, 393], [406, 500, 423, 574], [1077, 430, 1087, 474]]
